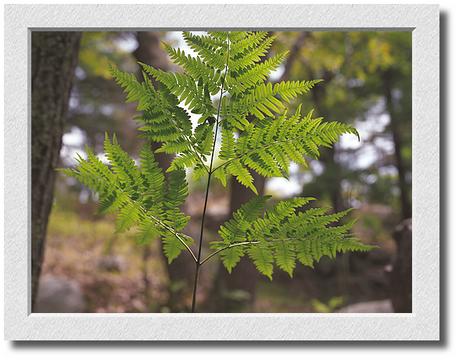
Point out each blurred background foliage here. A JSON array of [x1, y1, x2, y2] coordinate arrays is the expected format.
[[35, 31, 412, 313]]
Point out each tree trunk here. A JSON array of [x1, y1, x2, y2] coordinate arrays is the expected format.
[[309, 69, 344, 214], [383, 70, 412, 220], [133, 32, 195, 311], [309, 65, 351, 292], [31, 32, 81, 310], [389, 219, 412, 312]]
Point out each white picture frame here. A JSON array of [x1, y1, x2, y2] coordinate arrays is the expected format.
[[4, 4, 439, 341]]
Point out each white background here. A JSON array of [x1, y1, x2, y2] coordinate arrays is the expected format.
[[1, 0, 455, 357]]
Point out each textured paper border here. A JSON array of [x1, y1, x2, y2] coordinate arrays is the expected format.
[[4, 4, 439, 341]]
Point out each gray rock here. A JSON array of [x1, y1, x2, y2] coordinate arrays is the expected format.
[[338, 299, 394, 313], [35, 275, 85, 313], [97, 255, 126, 272]]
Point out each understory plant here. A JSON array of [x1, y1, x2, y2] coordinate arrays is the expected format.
[[62, 31, 373, 312]]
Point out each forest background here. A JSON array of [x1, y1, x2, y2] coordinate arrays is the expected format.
[[31, 30, 412, 313]]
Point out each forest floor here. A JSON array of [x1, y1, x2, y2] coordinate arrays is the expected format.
[[39, 195, 397, 313]]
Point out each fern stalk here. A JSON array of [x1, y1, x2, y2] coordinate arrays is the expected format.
[[191, 34, 231, 313]]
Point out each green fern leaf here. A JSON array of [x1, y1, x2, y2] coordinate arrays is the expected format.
[[227, 52, 288, 95], [109, 65, 153, 110], [226, 160, 257, 194], [136, 218, 161, 245], [162, 233, 194, 264], [182, 32, 227, 70], [115, 202, 140, 233], [273, 241, 296, 277], [248, 244, 274, 280], [212, 196, 373, 279], [228, 35, 275, 71]]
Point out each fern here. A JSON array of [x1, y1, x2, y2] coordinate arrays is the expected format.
[[214, 105, 359, 183], [62, 31, 373, 312], [60, 135, 193, 263], [209, 196, 372, 279]]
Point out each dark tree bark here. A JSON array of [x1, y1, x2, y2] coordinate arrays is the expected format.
[[279, 32, 309, 82], [309, 68, 344, 214], [133, 32, 195, 311], [31, 32, 81, 310], [307, 53, 352, 293], [389, 219, 412, 312], [383, 70, 412, 220]]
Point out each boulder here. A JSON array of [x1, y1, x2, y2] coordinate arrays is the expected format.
[[35, 275, 85, 313], [97, 254, 126, 272], [338, 299, 394, 313]]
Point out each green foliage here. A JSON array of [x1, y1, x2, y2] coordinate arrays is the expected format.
[[62, 31, 372, 291], [211, 196, 373, 279], [60, 134, 192, 263], [311, 296, 345, 313], [109, 31, 351, 189], [215, 105, 358, 186]]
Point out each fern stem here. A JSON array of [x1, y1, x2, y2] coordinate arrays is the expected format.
[[190, 164, 212, 312], [184, 134, 210, 172], [200, 241, 258, 265], [191, 35, 230, 313]]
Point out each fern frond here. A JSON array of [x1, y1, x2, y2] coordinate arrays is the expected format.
[[182, 31, 227, 70], [62, 136, 194, 260], [116, 202, 140, 233], [136, 218, 161, 245], [194, 123, 214, 157], [228, 31, 269, 57], [164, 43, 221, 95], [161, 169, 190, 262], [211, 196, 373, 279], [162, 233, 194, 264], [237, 80, 322, 120], [140, 64, 216, 119], [216, 196, 268, 272], [219, 128, 236, 160], [164, 169, 189, 229], [139, 144, 165, 212], [110, 65, 210, 176], [215, 107, 359, 192], [248, 243, 274, 279], [226, 160, 258, 194], [228, 35, 275, 72], [104, 134, 144, 199], [227, 52, 288, 95], [109, 65, 153, 110]]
